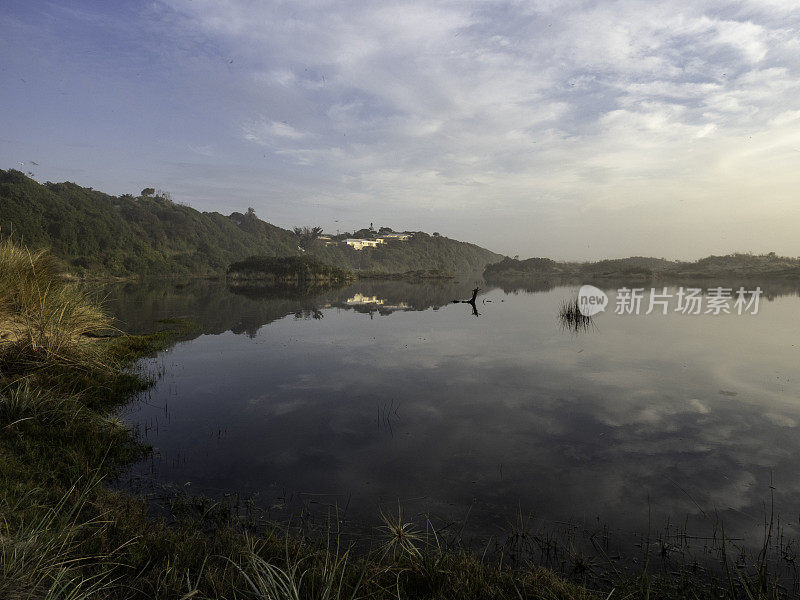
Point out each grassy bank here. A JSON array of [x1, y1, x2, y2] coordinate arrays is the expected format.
[[0, 238, 789, 599]]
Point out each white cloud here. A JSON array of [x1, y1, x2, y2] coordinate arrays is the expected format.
[[242, 119, 311, 144], [188, 143, 215, 157], [771, 109, 800, 126], [152, 0, 800, 257]]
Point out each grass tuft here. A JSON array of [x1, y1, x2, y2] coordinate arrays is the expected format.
[[0, 475, 127, 600], [0, 237, 114, 377], [558, 297, 594, 333], [378, 503, 423, 561]]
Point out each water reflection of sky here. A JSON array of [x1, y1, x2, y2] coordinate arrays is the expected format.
[[119, 282, 800, 556]]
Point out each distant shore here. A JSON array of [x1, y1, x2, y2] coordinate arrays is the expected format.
[[484, 253, 800, 282]]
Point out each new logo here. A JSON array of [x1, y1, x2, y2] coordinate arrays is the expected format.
[[577, 285, 608, 316]]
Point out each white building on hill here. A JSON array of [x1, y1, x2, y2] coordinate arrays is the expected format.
[[346, 238, 384, 250]]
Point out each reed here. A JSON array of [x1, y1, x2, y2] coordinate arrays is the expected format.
[[558, 297, 594, 333]]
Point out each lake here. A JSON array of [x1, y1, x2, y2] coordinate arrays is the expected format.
[[106, 276, 800, 575]]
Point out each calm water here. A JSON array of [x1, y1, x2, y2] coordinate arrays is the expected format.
[[107, 277, 800, 566]]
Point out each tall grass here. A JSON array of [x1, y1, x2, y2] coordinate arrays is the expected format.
[[0, 475, 125, 600], [0, 378, 71, 428], [228, 534, 365, 600], [0, 238, 113, 373]]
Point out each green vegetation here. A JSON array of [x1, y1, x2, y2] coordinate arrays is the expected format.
[[227, 255, 355, 285], [0, 169, 298, 277], [309, 230, 501, 274], [0, 170, 501, 277], [485, 253, 800, 281], [670, 252, 800, 279], [292, 225, 324, 250]]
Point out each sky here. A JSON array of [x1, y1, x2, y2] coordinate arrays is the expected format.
[[2, 0, 800, 260]]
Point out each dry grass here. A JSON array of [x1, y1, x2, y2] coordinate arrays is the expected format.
[[0, 238, 114, 374]]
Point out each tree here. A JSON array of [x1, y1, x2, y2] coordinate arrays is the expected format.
[[141, 188, 155, 197], [293, 225, 324, 249]]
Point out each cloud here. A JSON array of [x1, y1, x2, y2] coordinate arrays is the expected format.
[[5, 0, 800, 257], [188, 144, 215, 157], [242, 119, 311, 144]]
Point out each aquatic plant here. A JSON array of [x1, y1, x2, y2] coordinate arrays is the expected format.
[[378, 503, 423, 560], [558, 296, 594, 333]]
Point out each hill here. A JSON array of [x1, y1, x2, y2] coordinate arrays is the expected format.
[[0, 169, 298, 276], [306, 232, 500, 274], [0, 170, 501, 277], [484, 253, 800, 281]]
